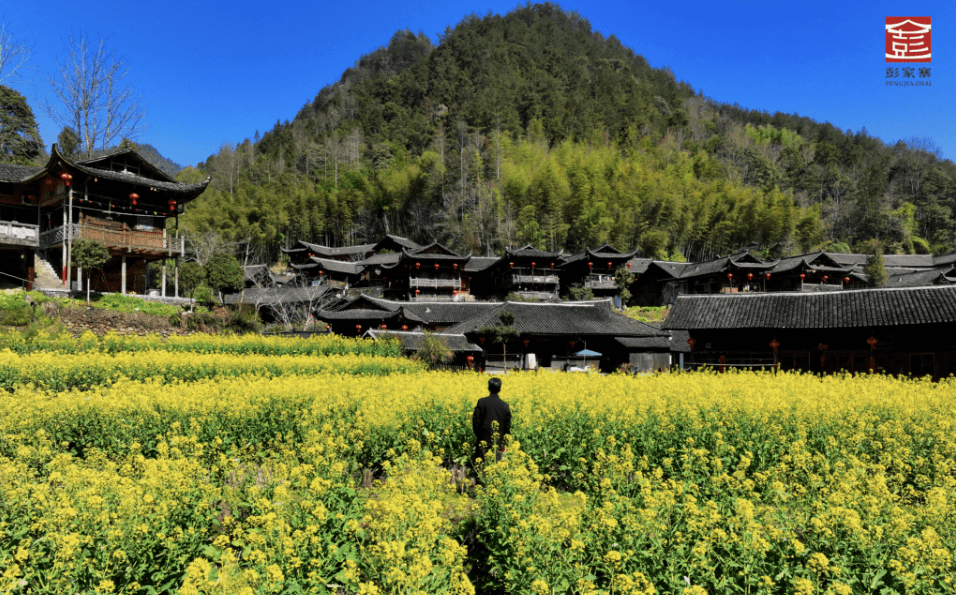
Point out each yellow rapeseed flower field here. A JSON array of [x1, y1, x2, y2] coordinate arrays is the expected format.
[[0, 336, 953, 594]]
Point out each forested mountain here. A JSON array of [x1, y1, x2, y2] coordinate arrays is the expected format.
[[178, 2, 956, 263]]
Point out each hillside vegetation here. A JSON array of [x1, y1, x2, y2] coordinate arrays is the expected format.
[[178, 3, 956, 263]]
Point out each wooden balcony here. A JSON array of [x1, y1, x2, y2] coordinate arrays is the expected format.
[[0, 221, 39, 248], [584, 275, 617, 290], [409, 276, 463, 289], [40, 224, 184, 256]]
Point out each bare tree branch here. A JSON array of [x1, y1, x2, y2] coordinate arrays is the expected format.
[[0, 22, 33, 85], [43, 33, 145, 159]]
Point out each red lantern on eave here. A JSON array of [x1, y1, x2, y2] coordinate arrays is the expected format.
[[799, 273, 805, 280], [531, 262, 536, 269], [747, 272, 753, 280], [626, 262, 631, 269], [401, 324, 408, 331], [415, 289, 420, 295], [129, 192, 139, 205], [356, 325, 362, 333], [522, 339, 530, 347], [453, 263, 458, 270], [727, 273, 733, 280], [844, 277, 850, 284], [765, 273, 771, 280], [823, 275, 828, 283], [380, 324, 387, 329], [769, 339, 780, 352], [587, 262, 593, 269], [168, 199, 177, 212], [434, 263, 439, 271], [415, 262, 420, 269], [550, 262, 555, 269], [60, 172, 72, 186], [509, 261, 514, 269], [466, 355, 474, 366], [867, 336, 878, 349]]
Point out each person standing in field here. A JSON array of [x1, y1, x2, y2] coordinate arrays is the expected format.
[[472, 377, 511, 464]]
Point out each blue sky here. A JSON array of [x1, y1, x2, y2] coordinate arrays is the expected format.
[[4, 0, 953, 167]]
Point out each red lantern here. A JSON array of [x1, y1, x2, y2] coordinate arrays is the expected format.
[[765, 273, 771, 280], [727, 273, 733, 280], [129, 192, 139, 205], [800, 273, 805, 280], [401, 325, 408, 331], [550, 262, 555, 269], [747, 272, 753, 280], [509, 261, 514, 269], [434, 263, 439, 271], [569, 340, 576, 349], [608, 261, 612, 270], [531, 262, 536, 269], [325, 325, 330, 331], [867, 336, 878, 349], [687, 337, 696, 350], [769, 339, 780, 352], [415, 289, 420, 295], [466, 355, 474, 367], [416, 262, 420, 269], [319, 270, 324, 276], [823, 275, 828, 283], [60, 172, 73, 186], [380, 324, 387, 330], [844, 277, 850, 284], [587, 262, 593, 269], [356, 325, 362, 333], [523, 339, 530, 347], [168, 199, 177, 212], [453, 263, 458, 270], [626, 262, 631, 269]]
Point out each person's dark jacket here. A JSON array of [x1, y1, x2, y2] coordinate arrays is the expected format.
[[472, 393, 511, 454]]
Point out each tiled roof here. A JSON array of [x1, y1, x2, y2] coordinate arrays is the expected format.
[[294, 257, 363, 275], [299, 241, 376, 258], [78, 148, 177, 183], [446, 301, 668, 337], [405, 241, 466, 258], [663, 285, 956, 330], [50, 146, 210, 196], [358, 252, 403, 267], [506, 244, 563, 259], [365, 330, 482, 352], [374, 234, 419, 250], [887, 267, 956, 288], [615, 336, 674, 350], [464, 257, 499, 272], [883, 254, 936, 268], [679, 253, 773, 279], [316, 308, 404, 321], [933, 253, 956, 267], [0, 163, 42, 182]]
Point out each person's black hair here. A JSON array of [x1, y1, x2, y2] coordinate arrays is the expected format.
[[488, 377, 502, 394]]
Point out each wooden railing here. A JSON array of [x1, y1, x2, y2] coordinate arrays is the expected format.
[[0, 221, 39, 247], [409, 277, 463, 288], [39, 224, 184, 255], [584, 275, 617, 290]]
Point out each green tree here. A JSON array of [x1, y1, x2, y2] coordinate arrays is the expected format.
[[416, 331, 454, 368], [477, 311, 520, 371], [177, 261, 205, 301], [0, 85, 43, 165], [204, 252, 244, 297], [614, 266, 635, 307], [71, 239, 110, 303], [860, 240, 888, 288]]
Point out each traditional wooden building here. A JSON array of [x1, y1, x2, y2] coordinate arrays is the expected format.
[[445, 300, 671, 372], [403, 242, 471, 301], [663, 286, 956, 378], [493, 245, 563, 300], [560, 244, 639, 303], [0, 145, 208, 294]]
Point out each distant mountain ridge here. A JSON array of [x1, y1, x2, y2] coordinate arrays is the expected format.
[[184, 2, 956, 265]]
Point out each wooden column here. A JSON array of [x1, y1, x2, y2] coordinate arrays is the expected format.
[[121, 255, 127, 294], [161, 260, 167, 297]]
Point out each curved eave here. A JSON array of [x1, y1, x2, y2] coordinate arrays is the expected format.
[[30, 144, 212, 200]]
